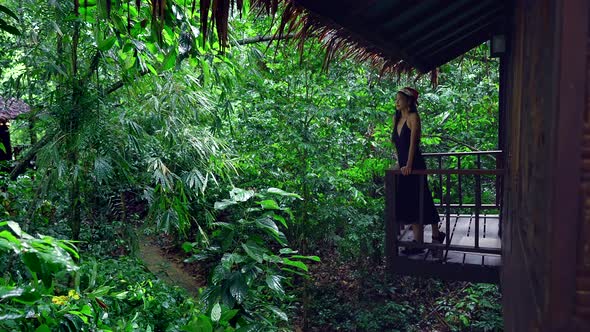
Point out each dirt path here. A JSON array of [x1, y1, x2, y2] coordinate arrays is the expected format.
[[135, 235, 204, 297]]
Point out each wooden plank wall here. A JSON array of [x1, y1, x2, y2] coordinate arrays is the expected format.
[[501, 0, 556, 330], [576, 2, 590, 326], [502, 0, 589, 331]]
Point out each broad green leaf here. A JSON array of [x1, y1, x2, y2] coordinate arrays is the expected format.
[[98, 36, 117, 51], [272, 214, 288, 228], [68, 310, 89, 324], [241, 241, 265, 263], [265, 275, 284, 296], [281, 258, 308, 272], [279, 248, 298, 255], [266, 188, 302, 199], [124, 55, 136, 70], [255, 217, 278, 234], [257, 199, 280, 210], [162, 50, 177, 71], [211, 264, 227, 284], [229, 274, 247, 304], [0, 286, 24, 300], [280, 267, 308, 277], [80, 304, 92, 316], [0, 230, 21, 251], [34, 325, 51, 332], [6, 221, 23, 237], [255, 217, 287, 245], [182, 242, 194, 253], [183, 315, 213, 332], [211, 302, 221, 322], [89, 285, 111, 297], [229, 188, 255, 202], [219, 309, 239, 323], [262, 253, 282, 263], [290, 255, 321, 262], [113, 291, 128, 300], [214, 199, 237, 210], [268, 305, 288, 321]]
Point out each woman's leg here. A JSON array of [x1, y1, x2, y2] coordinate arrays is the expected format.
[[432, 223, 440, 238], [412, 223, 423, 243]]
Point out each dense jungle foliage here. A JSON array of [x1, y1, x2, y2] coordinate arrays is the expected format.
[[1, 1, 502, 331]]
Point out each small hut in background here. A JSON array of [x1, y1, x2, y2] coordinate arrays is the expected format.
[[0, 96, 30, 161]]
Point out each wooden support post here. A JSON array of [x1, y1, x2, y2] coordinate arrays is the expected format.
[[419, 174, 425, 245], [385, 171, 398, 273]]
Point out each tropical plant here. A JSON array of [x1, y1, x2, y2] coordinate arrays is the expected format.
[[185, 187, 319, 330]]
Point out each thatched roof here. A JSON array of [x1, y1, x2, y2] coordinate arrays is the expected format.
[[249, 0, 507, 83], [80, 0, 507, 83], [0, 97, 30, 122]]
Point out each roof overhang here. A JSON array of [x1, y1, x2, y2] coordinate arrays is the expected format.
[[289, 0, 509, 73]]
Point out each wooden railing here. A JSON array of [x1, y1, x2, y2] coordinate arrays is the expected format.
[[422, 150, 503, 209], [385, 150, 504, 264]]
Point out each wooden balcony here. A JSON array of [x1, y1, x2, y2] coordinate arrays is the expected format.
[[385, 151, 504, 283]]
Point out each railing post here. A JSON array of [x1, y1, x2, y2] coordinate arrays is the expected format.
[[458, 157, 463, 207], [385, 170, 398, 273], [438, 156, 443, 208], [475, 172, 482, 249], [445, 173, 451, 251]]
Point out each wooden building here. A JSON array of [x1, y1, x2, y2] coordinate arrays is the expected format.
[[236, 0, 590, 331]]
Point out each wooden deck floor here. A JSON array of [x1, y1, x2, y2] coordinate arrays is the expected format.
[[398, 214, 501, 267]]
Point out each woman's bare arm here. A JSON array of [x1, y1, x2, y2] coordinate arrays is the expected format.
[[404, 113, 421, 174]]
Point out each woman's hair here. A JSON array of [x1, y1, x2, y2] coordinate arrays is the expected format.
[[394, 92, 418, 127]]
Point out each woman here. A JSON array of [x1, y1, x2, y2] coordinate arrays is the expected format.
[[392, 87, 445, 255]]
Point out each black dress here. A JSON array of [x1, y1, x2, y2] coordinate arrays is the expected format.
[[392, 120, 440, 225]]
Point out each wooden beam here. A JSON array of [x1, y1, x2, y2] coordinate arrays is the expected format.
[[422, 150, 503, 157], [379, 0, 443, 34], [385, 0, 472, 38], [391, 256, 500, 283], [387, 169, 504, 176], [421, 26, 497, 73], [414, 10, 500, 56], [233, 33, 297, 45], [403, 0, 495, 47]]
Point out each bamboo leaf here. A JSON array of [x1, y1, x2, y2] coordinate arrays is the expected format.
[[98, 36, 117, 51], [0, 23, 20, 35], [0, 5, 19, 21]]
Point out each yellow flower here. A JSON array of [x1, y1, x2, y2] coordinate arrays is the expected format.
[[68, 290, 80, 300], [51, 295, 68, 305]]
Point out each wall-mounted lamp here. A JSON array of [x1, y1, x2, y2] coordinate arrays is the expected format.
[[490, 34, 506, 58]]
